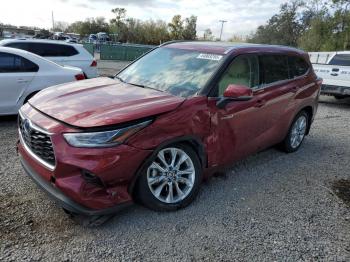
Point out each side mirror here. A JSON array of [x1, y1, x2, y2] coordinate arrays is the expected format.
[[217, 84, 253, 109]]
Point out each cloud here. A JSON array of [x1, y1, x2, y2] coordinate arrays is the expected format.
[[1, 0, 286, 39], [75, 3, 96, 9], [87, 0, 177, 8]]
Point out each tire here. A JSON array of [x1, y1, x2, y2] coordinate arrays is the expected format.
[[136, 144, 202, 211], [280, 111, 309, 153]]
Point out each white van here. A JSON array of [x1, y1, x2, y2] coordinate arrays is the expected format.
[[309, 51, 350, 98], [0, 39, 98, 79]]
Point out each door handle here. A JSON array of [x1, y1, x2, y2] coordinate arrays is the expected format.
[[330, 73, 338, 76], [17, 79, 29, 83], [254, 99, 266, 108]]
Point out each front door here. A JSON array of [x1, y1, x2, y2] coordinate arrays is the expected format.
[[207, 54, 263, 166]]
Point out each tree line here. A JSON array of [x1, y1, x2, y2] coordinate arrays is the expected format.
[[52, 8, 197, 45], [248, 0, 350, 51]]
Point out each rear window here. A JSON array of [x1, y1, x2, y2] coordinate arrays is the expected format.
[[329, 54, 350, 66], [0, 52, 39, 73], [6, 42, 79, 57], [259, 55, 289, 85], [288, 56, 309, 78]]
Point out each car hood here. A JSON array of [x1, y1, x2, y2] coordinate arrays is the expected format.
[[29, 77, 185, 128]]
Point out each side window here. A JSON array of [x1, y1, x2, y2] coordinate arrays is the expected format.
[[26, 43, 78, 57], [288, 56, 309, 78], [60, 45, 79, 56], [329, 54, 350, 66], [259, 55, 289, 85], [22, 57, 39, 72], [5, 42, 30, 51], [217, 55, 259, 96], [0, 52, 38, 73]]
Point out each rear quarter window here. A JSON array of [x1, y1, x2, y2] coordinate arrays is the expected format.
[[288, 56, 309, 78], [329, 54, 350, 66]]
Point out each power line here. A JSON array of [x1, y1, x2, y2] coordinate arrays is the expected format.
[[219, 20, 227, 41]]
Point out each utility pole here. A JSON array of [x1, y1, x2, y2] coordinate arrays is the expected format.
[[52, 11, 55, 31], [219, 20, 227, 41]]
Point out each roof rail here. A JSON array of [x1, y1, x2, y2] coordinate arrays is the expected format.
[[159, 40, 190, 47]]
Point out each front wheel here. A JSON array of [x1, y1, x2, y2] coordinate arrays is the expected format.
[[137, 144, 202, 211], [280, 111, 309, 153]]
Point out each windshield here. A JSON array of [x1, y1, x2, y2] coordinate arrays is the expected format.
[[117, 47, 224, 97]]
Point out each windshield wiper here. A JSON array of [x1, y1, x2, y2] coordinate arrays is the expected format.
[[114, 75, 125, 83], [127, 82, 164, 92]]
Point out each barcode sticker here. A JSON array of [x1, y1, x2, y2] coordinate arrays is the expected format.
[[197, 53, 223, 61]]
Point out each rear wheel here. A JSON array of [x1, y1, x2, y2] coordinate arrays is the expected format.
[[281, 111, 309, 153], [137, 144, 202, 211]]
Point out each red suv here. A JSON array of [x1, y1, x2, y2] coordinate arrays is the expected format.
[[18, 42, 321, 218]]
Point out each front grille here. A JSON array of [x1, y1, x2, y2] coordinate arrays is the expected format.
[[18, 113, 56, 168]]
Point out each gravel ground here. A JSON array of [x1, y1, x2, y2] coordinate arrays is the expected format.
[[96, 60, 130, 77], [1, 95, 350, 261]]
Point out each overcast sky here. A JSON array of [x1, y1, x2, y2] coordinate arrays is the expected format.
[[2, 0, 286, 39]]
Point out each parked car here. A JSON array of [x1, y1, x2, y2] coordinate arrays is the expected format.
[[0, 39, 98, 78], [97, 32, 110, 43], [17, 42, 321, 221], [309, 51, 350, 99], [0, 47, 85, 115], [88, 34, 97, 44]]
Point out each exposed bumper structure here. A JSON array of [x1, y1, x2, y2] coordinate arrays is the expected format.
[[20, 156, 132, 216], [17, 103, 153, 215], [321, 84, 350, 96]]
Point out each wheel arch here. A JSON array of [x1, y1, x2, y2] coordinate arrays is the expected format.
[[128, 135, 207, 196], [24, 91, 40, 104], [300, 106, 313, 135]]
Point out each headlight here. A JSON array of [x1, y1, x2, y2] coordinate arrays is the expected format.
[[63, 120, 152, 148]]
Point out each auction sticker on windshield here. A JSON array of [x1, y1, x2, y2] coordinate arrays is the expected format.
[[197, 53, 223, 61]]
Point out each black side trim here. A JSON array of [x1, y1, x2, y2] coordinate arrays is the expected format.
[[20, 156, 131, 216]]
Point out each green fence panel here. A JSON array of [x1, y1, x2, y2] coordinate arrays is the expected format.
[[83, 43, 94, 56], [100, 44, 154, 61]]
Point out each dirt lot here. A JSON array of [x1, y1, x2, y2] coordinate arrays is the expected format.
[[96, 59, 130, 77], [1, 88, 350, 260]]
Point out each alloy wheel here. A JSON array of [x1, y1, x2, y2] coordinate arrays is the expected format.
[[290, 115, 307, 149], [146, 147, 195, 204]]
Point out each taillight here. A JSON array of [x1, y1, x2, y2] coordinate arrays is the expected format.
[[75, 73, 85, 81], [90, 60, 97, 67]]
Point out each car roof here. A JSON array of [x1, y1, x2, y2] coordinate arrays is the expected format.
[[0, 38, 83, 47], [162, 41, 305, 56]]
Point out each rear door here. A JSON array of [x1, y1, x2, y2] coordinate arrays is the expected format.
[[249, 54, 298, 150], [0, 52, 37, 114]]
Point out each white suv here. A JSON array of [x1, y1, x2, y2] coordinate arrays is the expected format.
[[0, 39, 98, 79]]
